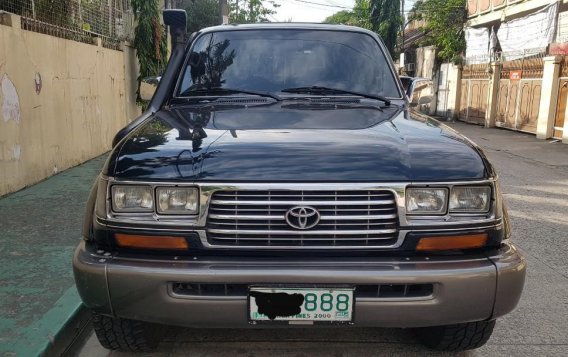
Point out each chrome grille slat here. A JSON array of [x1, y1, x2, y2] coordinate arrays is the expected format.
[[208, 236, 397, 241], [209, 214, 397, 220], [206, 190, 399, 248], [211, 199, 396, 206], [210, 222, 396, 227], [209, 228, 398, 235], [213, 194, 393, 198]]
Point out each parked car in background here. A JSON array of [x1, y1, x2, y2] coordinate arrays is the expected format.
[[73, 14, 526, 353]]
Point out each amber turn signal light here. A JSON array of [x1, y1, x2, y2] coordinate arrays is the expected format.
[[416, 233, 488, 251], [115, 233, 189, 250]]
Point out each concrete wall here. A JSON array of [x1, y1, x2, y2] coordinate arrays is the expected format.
[[436, 63, 462, 119], [415, 46, 436, 79], [0, 15, 140, 196]]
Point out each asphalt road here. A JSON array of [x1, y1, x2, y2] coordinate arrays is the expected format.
[[78, 121, 568, 357]]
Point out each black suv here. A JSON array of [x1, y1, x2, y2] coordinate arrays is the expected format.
[[73, 16, 526, 353]]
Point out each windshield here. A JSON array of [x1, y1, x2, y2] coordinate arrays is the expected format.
[[177, 29, 401, 99]]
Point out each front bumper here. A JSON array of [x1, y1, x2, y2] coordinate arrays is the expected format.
[[73, 242, 525, 328]]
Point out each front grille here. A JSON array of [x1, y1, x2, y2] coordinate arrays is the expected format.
[[206, 190, 399, 248], [171, 283, 433, 299]]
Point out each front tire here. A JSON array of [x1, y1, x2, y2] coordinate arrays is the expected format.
[[414, 320, 496, 351], [92, 312, 162, 352]]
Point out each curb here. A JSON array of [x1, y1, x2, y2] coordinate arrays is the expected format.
[[2, 288, 92, 357], [45, 304, 92, 357]]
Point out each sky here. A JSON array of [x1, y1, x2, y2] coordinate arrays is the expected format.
[[270, 0, 419, 23]]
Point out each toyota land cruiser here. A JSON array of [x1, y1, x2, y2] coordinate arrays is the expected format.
[[73, 12, 526, 352]]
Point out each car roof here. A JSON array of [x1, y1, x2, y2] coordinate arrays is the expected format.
[[198, 23, 378, 37]]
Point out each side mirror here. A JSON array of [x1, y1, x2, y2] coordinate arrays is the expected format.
[[408, 80, 433, 109], [139, 76, 161, 101], [163, 9, 187, 48]]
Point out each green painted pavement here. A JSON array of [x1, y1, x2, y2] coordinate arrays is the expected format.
[[0, 155, 107, 356]]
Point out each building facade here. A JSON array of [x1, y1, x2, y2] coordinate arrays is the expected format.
[[462, 0, 568, 143]]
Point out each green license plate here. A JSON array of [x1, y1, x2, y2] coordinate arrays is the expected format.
[[249, 287, 354, 323]]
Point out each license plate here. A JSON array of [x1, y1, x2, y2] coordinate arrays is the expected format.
[[248, 287, 354, 323]]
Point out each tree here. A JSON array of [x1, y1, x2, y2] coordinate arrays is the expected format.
[[324, 10, 355, 25], [181, 0, 219, 33], [409, 0, 466, 62], [131, 0, 168, 104], [228, 0, 279, 23], [369, 0, 401, 59], [324, 0, 371, 28], [351, 0, 372, 30], [324, 0, 400, 58]]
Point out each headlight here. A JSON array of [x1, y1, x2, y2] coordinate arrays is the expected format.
[[406, 188, 448, 215], [450, 186, 491, 213], [157, 187, 199, 214], [111, 185, 153, 212]]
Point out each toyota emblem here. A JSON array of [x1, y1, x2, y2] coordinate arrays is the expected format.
[[285, 206, 320, 230]]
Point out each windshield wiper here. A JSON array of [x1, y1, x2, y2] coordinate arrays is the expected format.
[[281, 86, 390, 106], [179, 87, 282, 101]]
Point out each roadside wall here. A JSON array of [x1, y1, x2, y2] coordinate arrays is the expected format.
[[415, 46, 436, 79], [436, 63, 461, 119], [0, 15, 140, 196]]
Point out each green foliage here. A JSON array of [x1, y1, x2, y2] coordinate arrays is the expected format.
[[323, 0, 371, 29], [131, 0, 168, 104], [352, 0, 372, 30], [324, 0, 400, 59], [410, 0, 466, 62], [228, 0, 279, 23], [181, 0, 219, 33], [369, 0, 401, 59], [323, 10, 354, 25]]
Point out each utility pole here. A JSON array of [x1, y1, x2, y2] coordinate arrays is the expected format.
[[220, 0, 229, 24]]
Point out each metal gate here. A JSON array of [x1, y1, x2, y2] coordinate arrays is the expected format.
[[459, 64, 489, 125], [496, 57, 544, 134]]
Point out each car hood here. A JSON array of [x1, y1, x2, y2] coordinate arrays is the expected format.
[[107, 103, 490, 182]]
